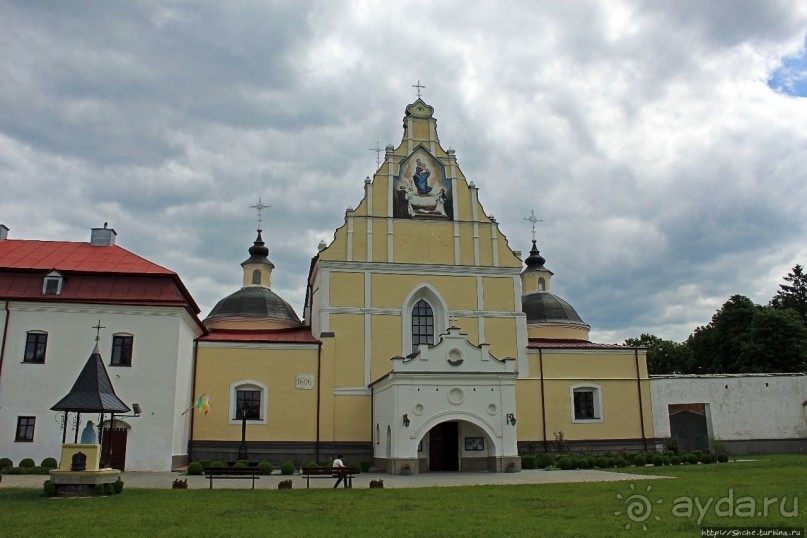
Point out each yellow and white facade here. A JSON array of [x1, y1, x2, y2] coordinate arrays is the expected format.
[[190, 99, 655, 472]]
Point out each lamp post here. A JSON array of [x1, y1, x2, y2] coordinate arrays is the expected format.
[[237, 407, 249, 461]]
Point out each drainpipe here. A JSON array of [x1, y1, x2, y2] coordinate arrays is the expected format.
[[188, 340, 199, 462], [315, 340, 322, 463], [635, 348, 648, 451], [0, 301, 10, 399], [539, 349, 548, 453]]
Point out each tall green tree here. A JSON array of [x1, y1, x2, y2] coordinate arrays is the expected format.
[[770, 264, 807, 326], [624, 333, 694, 375], [687, 295, 807, 373]]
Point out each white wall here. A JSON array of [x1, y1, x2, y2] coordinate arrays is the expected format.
[[0, 302, 199, 471], [650, 374, 807, 441]]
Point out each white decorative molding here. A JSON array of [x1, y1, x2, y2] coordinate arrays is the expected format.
[[333, 387, 372, 396], [198, 342, 319, 350], [318, 260, 520, 277]]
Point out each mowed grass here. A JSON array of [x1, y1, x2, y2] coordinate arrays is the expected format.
[[1, 455, 804, 537]]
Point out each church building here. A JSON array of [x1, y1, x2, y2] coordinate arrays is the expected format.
[[190, 99, 656, 473]]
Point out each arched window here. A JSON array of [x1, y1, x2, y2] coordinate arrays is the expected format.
[[229, 380, 268, 424], [538, 277, 546, 291], [251, 269, 261, 285], [411, 299, 434, 351], [570, 384, 603, 423]]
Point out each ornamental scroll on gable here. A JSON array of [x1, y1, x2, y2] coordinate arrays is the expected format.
[[393, 147, 453, 220]]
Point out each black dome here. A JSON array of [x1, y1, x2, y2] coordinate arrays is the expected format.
[[522, 292, 587, 326], [206, 286, 300, 324]]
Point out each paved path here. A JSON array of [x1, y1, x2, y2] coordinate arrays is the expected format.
[[1, 469, 664, 490]]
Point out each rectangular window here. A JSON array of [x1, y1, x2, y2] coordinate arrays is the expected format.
[[15, 417, 35, 442], [110, 335, 134, 366], [235, 390, 261, 420], [574, 391, 596, 420], [23, 333, 47, 363], [44, 279, 59, 294]]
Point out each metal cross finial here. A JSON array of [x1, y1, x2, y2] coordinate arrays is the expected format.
[[412, 79, 426, 98], [524, 210, 542, 242], [250, 196, 271, 232], [449, 314, 458, 327], [370, 141, 382, 168], [92, 319, 106, 343]]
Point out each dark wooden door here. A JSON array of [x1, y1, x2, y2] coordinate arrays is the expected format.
[[101, 429, 128, 470], [429, 422, 459, 471], [669, 410, 709, 453]]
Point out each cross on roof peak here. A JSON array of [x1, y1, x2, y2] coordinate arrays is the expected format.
[[369, 141, 382, 168], [524, 210, 542, 242], [250, 196, 271, 232], [412, 79, 426, 99], [92, 319, 105, 343]]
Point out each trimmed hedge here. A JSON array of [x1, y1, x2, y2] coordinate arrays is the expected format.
[[538, 454, 555, 469], [557, 457, 574, 470], [670, 455, 682, 465], [280, 461, 295, 475], [40, 457, 58, 470], [521, 455, 537, 470], [186, 462, 204, 475], [18, 458, 35, 468], [631, 454, 647, 466], [258, 461, 273, 475], [700, 454, 714, 464], [717, 454, 729, 463], [687, 454, 699, 465], [0, 458, 12, 470], [210, 461, 226, 469]]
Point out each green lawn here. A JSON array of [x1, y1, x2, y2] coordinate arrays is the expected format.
[[1, 455, 804, 537]]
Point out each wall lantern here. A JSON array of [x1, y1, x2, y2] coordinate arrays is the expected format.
[[403, 414, 410, 428], [506, 413, 517, 426]]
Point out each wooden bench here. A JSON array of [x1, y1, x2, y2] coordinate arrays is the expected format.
[[301, 467, 356, 489], [205, 467, 261, 489]]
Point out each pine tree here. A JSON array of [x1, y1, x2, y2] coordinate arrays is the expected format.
[[770, 264, 807, 326]]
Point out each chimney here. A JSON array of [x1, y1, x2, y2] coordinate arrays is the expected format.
[[0, 225, 8, 241], [90, 222, 117, 246]]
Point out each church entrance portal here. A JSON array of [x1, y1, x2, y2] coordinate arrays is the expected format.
[[101, 421, 129, 470], [428, 421, 459, 471]]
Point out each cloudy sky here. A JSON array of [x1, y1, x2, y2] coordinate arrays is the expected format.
[[2, 0, 806, 343]]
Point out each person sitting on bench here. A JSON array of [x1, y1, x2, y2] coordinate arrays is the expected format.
[[332, 454, 347, 488]]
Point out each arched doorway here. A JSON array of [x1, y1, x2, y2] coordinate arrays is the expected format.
[[420, 419, 494, 472], [428, 421, 459, 471], [100, 419, 130, 470]]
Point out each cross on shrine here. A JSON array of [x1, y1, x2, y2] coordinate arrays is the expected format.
[[524, 210, 542, 242], [250, 197, 271, 232], [412, 79, 426, 98], [369, 141, 382, 168], [449, 314, 458, 327], [92, 319, 106, 343]]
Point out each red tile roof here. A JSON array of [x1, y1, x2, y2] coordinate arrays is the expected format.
[[199, 328, 319, 344], [0, 240, 172, 274], [528, 338, 637, 350]]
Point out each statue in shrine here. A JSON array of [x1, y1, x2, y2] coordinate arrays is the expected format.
[[80, 420, 96, 444]]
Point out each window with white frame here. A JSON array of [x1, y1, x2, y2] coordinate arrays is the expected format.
[[229, 380, 268, 424], [15, 416, 35, 442], [411, 299, 435, 351], [42, 271, 64, 295], [570, 384, 603, 422], [401, 285, 448, 354], [23, 332, 48, 363], [110, 334, 134, 366]]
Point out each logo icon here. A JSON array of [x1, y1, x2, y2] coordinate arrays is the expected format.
[[615, 483, 663, 531]]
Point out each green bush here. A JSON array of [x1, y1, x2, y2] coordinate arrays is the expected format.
[[40, 457, 58, 469], [0, 457, 13, 470], [521, 455, 537, 469], [557, 457, 574, 470], [687, 454, 699, 465], [22, 466, 47, 475], [670, 455, 681, 465], [717, 454, 729, 463], [302, 460, 318, 469], [651, 455, 664, 466], [4, 467, 22, 475], [349, 461, 362, 474], [576, 457, 590, 469], [693, 450, 703, 458], [186, 462, 204, 475], [258, 461, 273, 475], [281, 461, 295, 475], [700, 454, 714, 464], [95, 484, 106, 496], [197, 460, 212, 470], [605, 457, 615, 468], [586, 456, 597, 468], [614, 457, 628, 468], [210, 461, 226, 469], [538, 454, 555, 469], [236, 460, 249, 467], [43, 479, 56, 496], [663, 456, 671, 466], [233, 462, 247, 469], [113, 477, 124, 494], [631, 454, 647, 466], [594, 456, 608, 468], [18, 458, 35, 468], [360, 461, 371, 472]]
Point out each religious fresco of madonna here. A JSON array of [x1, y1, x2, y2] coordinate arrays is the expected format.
[[393, 147, 453, 220]]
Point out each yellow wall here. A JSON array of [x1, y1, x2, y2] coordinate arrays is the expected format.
[[333, 396, 371, 441], [330, 272, 364, 307], [483, 277, 516, 311], [372, 274, 477, 310], [330, 314, 365, 387], [371, 315, 401, 380]]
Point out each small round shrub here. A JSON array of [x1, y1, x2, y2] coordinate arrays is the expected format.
[[43, 479, 56, 496], [605, 457, 615, 468], [632, 454, 647, 466], [539, 454, 555, 469], [521, 455, 537, 470], [302, 460, 318, 469], [198, 460, 212, 470], [602, 451, 613, 458], [693, 450, 703, 458], [233, 462, 247, 468], [586, 456, 597, 468], [258, 461, 273, 475], [186, 462, 204, 475], [210, 460, 226, 469], [360, 461, 371, 472], [40, 457, 58, 470], [663, 456, 671, 466], [717, 454, 729, 463], [687, 454, 699, 465], [557, 457, 574, 470], [281, 461, 295, 475], [349, 461, 362, 474], [113, 477, 124, 494], [0, 458, 12, 470], [615, 457, 628, 468], [595, 456, 608, 468], [19, 458, 35, 468], [576, 457, 590, 469], [22, 466, 47, 475], [651, 455, 664, 466], [700, 454, 714, 464], [670, 455, 681, 465], [236, 459, 249, 467]]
